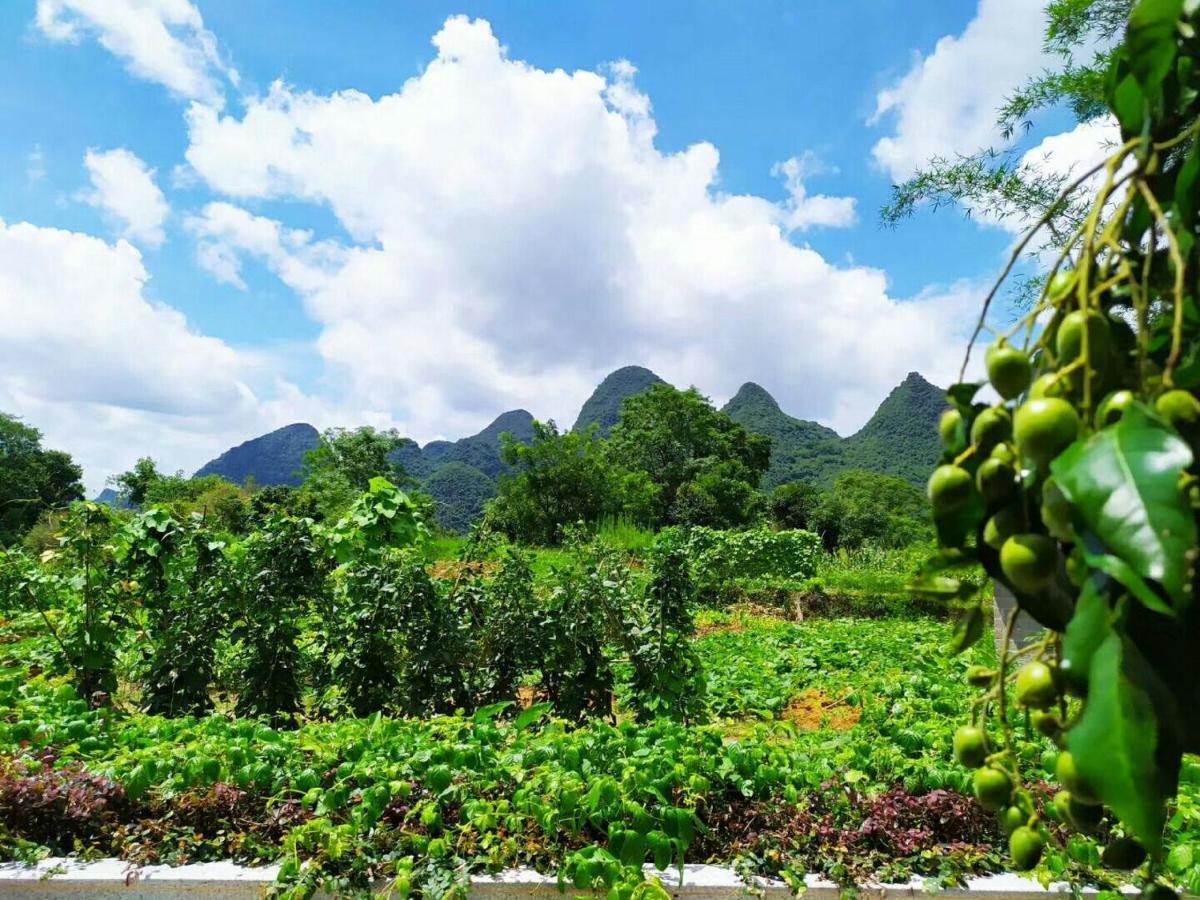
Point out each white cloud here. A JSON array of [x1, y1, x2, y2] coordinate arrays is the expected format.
[[81, 148, 170, 247], [869, 0, 1051, 183], [34, 0, 236, 107], [182, 16, 975, 439], [772, 154, 857, 231], [0, 218, 323, 492]]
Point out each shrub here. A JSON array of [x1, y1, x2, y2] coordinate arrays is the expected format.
[[683, 526, 820, 593]]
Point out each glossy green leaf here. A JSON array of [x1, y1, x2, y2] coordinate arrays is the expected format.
[[1126, 0, 1183, 94], [1060, 580, 1111, 694], [1176, 141, 1200, 227], [1069, 633, 1167, 854], [1113, 74, 1148, 134], [1082, 549, 1174, 616], [1051, 406, 1195, 609], [514, 702, 552, 730]]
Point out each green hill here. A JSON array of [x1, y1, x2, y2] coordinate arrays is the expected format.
[[572, 365, 665, 434], [843, 372, 945, 485], [722, 372, 943, 489], [721, 383, 844, 490], [193, 423, 319, 487]]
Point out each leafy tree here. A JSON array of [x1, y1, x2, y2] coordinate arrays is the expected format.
[[669, 460, 767, 528], [811, 470, 931, 550], [110, 459, 251, 530], [919, 0, 1200, 875], [110, 457, 165, 508], [248, 484, 320, 524], [770, 482, 821, 531], [300, 426, 411, 517], [881, 0, 1146, 291], [487, 421, 655, 544], [0, 413, 84, 545], [608, 385, 769, 527], [625, 535, 706, 723]]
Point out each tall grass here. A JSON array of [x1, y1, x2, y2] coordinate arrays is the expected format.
[[594, 515, 656, 552]]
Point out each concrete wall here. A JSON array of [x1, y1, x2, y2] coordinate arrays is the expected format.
[[0, 858, 1136, 899]]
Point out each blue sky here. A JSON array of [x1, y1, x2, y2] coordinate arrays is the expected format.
[[0, 0, 1096, 491]]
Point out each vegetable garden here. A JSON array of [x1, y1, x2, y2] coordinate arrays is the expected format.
[[2, 470, 1199, 897]]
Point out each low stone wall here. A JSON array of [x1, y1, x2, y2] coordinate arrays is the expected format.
[[0, 858, 1137, 899]]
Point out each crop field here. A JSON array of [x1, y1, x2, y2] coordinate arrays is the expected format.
[[2, 511, 1199, 899]]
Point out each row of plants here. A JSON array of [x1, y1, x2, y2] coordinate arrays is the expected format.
[[0, 480, 706, 727]]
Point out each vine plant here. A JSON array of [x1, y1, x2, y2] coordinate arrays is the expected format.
[[921, 1, 1199, 893]]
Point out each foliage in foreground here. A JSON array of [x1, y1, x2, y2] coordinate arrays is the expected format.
[[920, 1, 1200, 891]]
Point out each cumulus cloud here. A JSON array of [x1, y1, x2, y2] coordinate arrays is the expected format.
[[869, 0, 1051, 183], [35, 0, 236, 107], [0, 218, 324, 492], [182, 16, 976, 440], [81, 148, 170, 247], [772, 154, 857, 231]]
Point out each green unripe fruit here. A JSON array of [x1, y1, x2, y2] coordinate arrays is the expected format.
[[1029, 373, 1071, 400], [1096, 390, 1135, 427], [1041, 748, 1060, 774], [990, 442, 1017, 464], [971, 406, 1013, 452], [976, 456, 1018, 504], [999, 806, 1027, 836], [1009, 826, 1045, 871], [928, 465, 974, 512], [965, 665, 996, 688], [1015, 661, 1059, 709], [939, 408, 964, 449], [1156, 389, 1200, 436], [1056, 751, 1100, 805], [1056, 309, 1112, 364], [987, 343, 1034, 400], [1001, 533, 1059, 595], [953, 725, 988, 769], [1101, 836, 1147, 870], [973, 766, 1013, 811], [1031, 710, 1061, 738], [1047, 270, 1075, 301], [1040, 476, 1074, 541], [983, 506, 1024, 550], [1014, 398, 1080, 467]]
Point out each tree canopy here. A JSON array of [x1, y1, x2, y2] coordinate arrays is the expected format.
[[608, 384, 770, 527], [300, 427, 412, 518], [0, 413, 83, 546]]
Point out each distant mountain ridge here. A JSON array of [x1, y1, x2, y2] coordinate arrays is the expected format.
[[573, 365, 664, 434], [722, 372, 943, 488], [188, 367, 945, 530], [194, 423, 319, 487]]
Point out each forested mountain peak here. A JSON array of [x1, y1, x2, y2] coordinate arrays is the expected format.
[[193, 422, 319, 487], [572, 366, 666, 434]]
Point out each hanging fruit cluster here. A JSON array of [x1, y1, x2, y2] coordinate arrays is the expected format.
[[921, 1, 1200, 894]]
